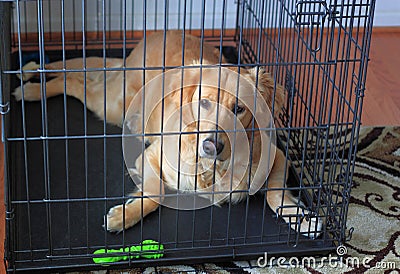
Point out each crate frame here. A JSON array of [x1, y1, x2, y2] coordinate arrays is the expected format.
[[0, 0, 376, 272]]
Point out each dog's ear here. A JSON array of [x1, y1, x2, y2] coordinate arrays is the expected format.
[[166, 68, 200, 126], [246, 68, 285, 119]]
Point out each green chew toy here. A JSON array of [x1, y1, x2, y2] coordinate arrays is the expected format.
[[93, 239, 164, 264]]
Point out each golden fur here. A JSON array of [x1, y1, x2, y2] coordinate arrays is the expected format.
[[14, 31, 322, 238]]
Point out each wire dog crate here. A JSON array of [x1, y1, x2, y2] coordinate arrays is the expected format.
[[1, 0, 375, 272]]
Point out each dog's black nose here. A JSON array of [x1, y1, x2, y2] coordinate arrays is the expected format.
[[202, 138, 224, 156]]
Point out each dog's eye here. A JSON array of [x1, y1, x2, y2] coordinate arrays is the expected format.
[[200, 98, 211, 110], [232, 104, 245, 115]]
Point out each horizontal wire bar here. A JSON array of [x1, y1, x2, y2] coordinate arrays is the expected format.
[[7, 124, 356, 142]]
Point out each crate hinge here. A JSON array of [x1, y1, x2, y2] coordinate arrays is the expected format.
[[0, 101, 9, 115], [6, 208, 14, 221]]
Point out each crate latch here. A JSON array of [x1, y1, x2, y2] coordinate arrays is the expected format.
[[295, 0, 330, 26], [294, 0, 337, 52]]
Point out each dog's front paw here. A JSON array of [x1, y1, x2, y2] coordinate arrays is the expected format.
[[104, 203, 140, 233], [13, 82, 41, 101], [13, 86, 23, 101], [298, 212, 323, 239]]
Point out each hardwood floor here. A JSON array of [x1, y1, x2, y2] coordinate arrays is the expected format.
[[1, 27, 399, 273], [362, 28, 400, 126]]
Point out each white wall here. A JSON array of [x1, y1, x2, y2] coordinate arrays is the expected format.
[[13, 0, 237, 33], [12, 0, 400, 35], [374, 0, 400, 26]]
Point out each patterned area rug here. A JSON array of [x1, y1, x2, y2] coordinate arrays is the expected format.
[[81, 127, 400, 273]]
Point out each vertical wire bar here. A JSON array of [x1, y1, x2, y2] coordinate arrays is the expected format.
[[280, 0, 293, 239], [343, 2, 366, 184], [47, 0, 52, 41], [0, 2, 13, 265], [132, 1, 137, 35], [280, 0, 300, 241], [279, 2, 294, 240], [37, 0, 54, 258], [274, 0, 294, 241], [260, 0, 271, 241], [108, 0, 111, 43], [101, 0, 108, 249], [299, 27, 319, 239], [295, 1, 318, 240], [328, 1, 350, 238], [191, 0, 206, 247], [303, 3, 324, 215], [15, 0, 33, 258], [265, 0, 273, 65], [60, 0, 72, 255], [336, 1, 354, 239], [242, 0, 252, 240], [312, 46, 329, 205], [324, 0, 342, 236], [329, 3, 353, 231], [271, 0, 278, 65], [222, 0, 227, 40], [249, 0, 266, 242], [157, 0, 169, 248], [23, 1, 28, 43], [96, 0, 100, 40], [337, 1, 357, 240], [175, 0, 188, 248], [72, 0, 76, 41], [121, 0, 127, 253], [81, 0, 90, 255], [208, 0, 227, 246], [312, 14, 332, 230], [177, 0, 181, 30], [211, 0, 216, 35], [287, 0, 301, 240], [119, 0, 123, 40], [140, 0, 147, 246], [327, 0, 347, 238], [242, 0, 255, 242], [188, 0, 193, 32], [225, 0, 245, 244], [154, 0, 158, 31], [313, 1, 340, 238], [9, 0, 14, 47]]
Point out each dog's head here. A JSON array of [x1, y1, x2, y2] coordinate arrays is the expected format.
[[183, 66, 285, 162], [125, 65, 285, 164]]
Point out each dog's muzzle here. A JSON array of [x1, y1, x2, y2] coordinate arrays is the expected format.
[[202, 137, 224, 157]]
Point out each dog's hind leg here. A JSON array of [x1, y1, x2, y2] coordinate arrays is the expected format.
[[17, 57, 123, 82], [266, 149, 323, 239], [13, 74, 90, 102], [13, 77, 70, 101]]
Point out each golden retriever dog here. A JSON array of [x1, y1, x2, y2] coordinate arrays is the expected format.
[[14, 31, 322, 238]]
